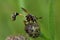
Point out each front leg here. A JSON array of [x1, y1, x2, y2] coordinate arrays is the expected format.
[[23, 20, 29, 26]]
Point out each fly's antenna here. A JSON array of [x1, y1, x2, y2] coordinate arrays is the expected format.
[[21, 8, 29, 14]]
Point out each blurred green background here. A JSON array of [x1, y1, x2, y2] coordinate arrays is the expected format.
[[0, 0, 60, 40]]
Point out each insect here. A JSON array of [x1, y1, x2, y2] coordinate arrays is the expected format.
[[11, 8, 42, 38], [6, 35, 29, 40], [11, 12, 22, 21], [22, 8, 42, 38]]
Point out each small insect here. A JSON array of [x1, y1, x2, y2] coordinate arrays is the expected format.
[[11, 8, 42, 38], [6, 35, 29, 40], [11, 12, 22, 21], [21, 8, 41, 38]]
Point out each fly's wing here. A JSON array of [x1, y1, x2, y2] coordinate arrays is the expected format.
[[21, 8, 29, 14], [21, 8, 42, 20]]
